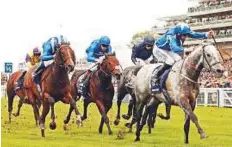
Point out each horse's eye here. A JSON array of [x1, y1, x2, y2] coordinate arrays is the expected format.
[[206, 54, 211, 57]]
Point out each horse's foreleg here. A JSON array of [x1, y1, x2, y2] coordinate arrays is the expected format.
[[180, 98, 206, 144], [13, 90, 25, 117], [96, 100, 113, 135], [98, 117, 104, 134], [114, 89, 126, 125], [184, 113, 190, 144]]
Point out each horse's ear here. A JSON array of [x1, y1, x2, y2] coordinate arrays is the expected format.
[[112, 51, 116, 56]]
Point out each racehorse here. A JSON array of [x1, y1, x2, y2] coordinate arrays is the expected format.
[[64, 53, 121, 135], [133, 42, 224, 143], [23, 43, 82, 137], [113, 66, 171, 134], [7, 70, 41, 124]]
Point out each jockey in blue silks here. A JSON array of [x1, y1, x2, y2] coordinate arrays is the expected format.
[[131, 36, 156, 65], [152, 23, 215, 92], [32, 35, 68, 93], [78, 36, 112, 95]]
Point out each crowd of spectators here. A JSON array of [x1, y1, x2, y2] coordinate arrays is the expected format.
[[199, 59, 232, 88], [188, 0, 232, 13]]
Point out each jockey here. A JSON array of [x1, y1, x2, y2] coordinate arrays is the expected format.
[[14, 47, 41, 90], [131, 36, 156, 65], [78, 36, 112, 95], [32, 35, 68, 92], [25, 47, 41, 68], [152, 23, 215, 92]]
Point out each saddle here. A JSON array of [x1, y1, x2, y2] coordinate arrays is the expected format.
[[151, 65, 172, 104]]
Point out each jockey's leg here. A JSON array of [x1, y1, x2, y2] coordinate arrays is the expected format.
[[151, 47, 175, 92], [14, 70, 27, 91]]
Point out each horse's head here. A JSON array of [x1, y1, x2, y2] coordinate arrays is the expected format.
[[99, 52, 122, 78], [193, 42, 224, 78], [54, 43, 76, 73]]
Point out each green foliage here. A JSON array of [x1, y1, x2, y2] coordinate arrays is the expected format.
[[130, 30, 160, 46], [2, 98, 232, 147]]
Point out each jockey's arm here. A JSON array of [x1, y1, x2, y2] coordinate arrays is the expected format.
[[107, 45, 112, 53], [168, 35, 184, 53], [87, 49, 97, 62], [131, 45, 138, 64], [26, 62, 33, 68], [41, 50, 54, 61], [188, 31, 207, 39]]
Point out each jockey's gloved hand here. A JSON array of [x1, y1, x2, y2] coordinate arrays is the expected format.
[[207, 30, 216, 38], [96, 58, 104, 64], [150, 59, 155, 64], [135, 61, 140, 65]]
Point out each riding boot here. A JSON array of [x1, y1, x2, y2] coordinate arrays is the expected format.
[[78, 71, 91, 95], [32, 63, 44, 79], [151, 64, 171, 93], [14, 71, 27, 91]]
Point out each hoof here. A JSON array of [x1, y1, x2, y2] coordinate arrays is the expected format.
[[122, 114, 130, 120], [41, 129, 45, 137], [13, 113, 19, 117], [109, 131, 113, 135], [76, 120, 83, 127], [134, 137, 140, 142], [49, 122, 56, 130], [125, 123, 131, 128], [81, 116, 87, 121], [63, 119, 68, 124], [99, 130, 103, 134], [63, 124, 69, 131], [114, 119, 120, 126], [200, 132, 208, 139]]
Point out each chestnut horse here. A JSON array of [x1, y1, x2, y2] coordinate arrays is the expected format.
[[7, 70, 41, 124], [23, 43, 82, 137], [64, 53, 121, 135]]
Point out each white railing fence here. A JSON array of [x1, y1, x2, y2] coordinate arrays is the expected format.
[[197, 88, 232, 107]]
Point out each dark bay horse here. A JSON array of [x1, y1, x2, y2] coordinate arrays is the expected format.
[[64, 53, 121, 135], [23, 43, 82, 137], [113, 66, 171, 134], [133, 42, 224, 143], [7, 70, 40, 124]]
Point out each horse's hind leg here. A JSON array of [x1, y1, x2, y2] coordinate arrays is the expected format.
[[122, 98, 134, 120], [63, 104, 74, 130], [7, 91, 16, 123], [81, 98, 91, 120], [39, 100, 50, 137], [140, 105, 149, 132], [13, 90, 25, 117], [98, 117, 104, 134], [157, 103, 171, 120]]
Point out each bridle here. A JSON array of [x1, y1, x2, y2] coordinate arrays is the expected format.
[[173, 44, 222, 84], [56, 45, 73, 68]]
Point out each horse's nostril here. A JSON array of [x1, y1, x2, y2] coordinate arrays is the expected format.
[[216, 69, 224, 73]]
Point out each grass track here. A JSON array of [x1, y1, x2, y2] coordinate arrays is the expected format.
[[1, 98, 232, 147]]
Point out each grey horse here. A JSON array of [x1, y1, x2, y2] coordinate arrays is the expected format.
[[114, 65, 171, 134], [133, 42, 224, 143]]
